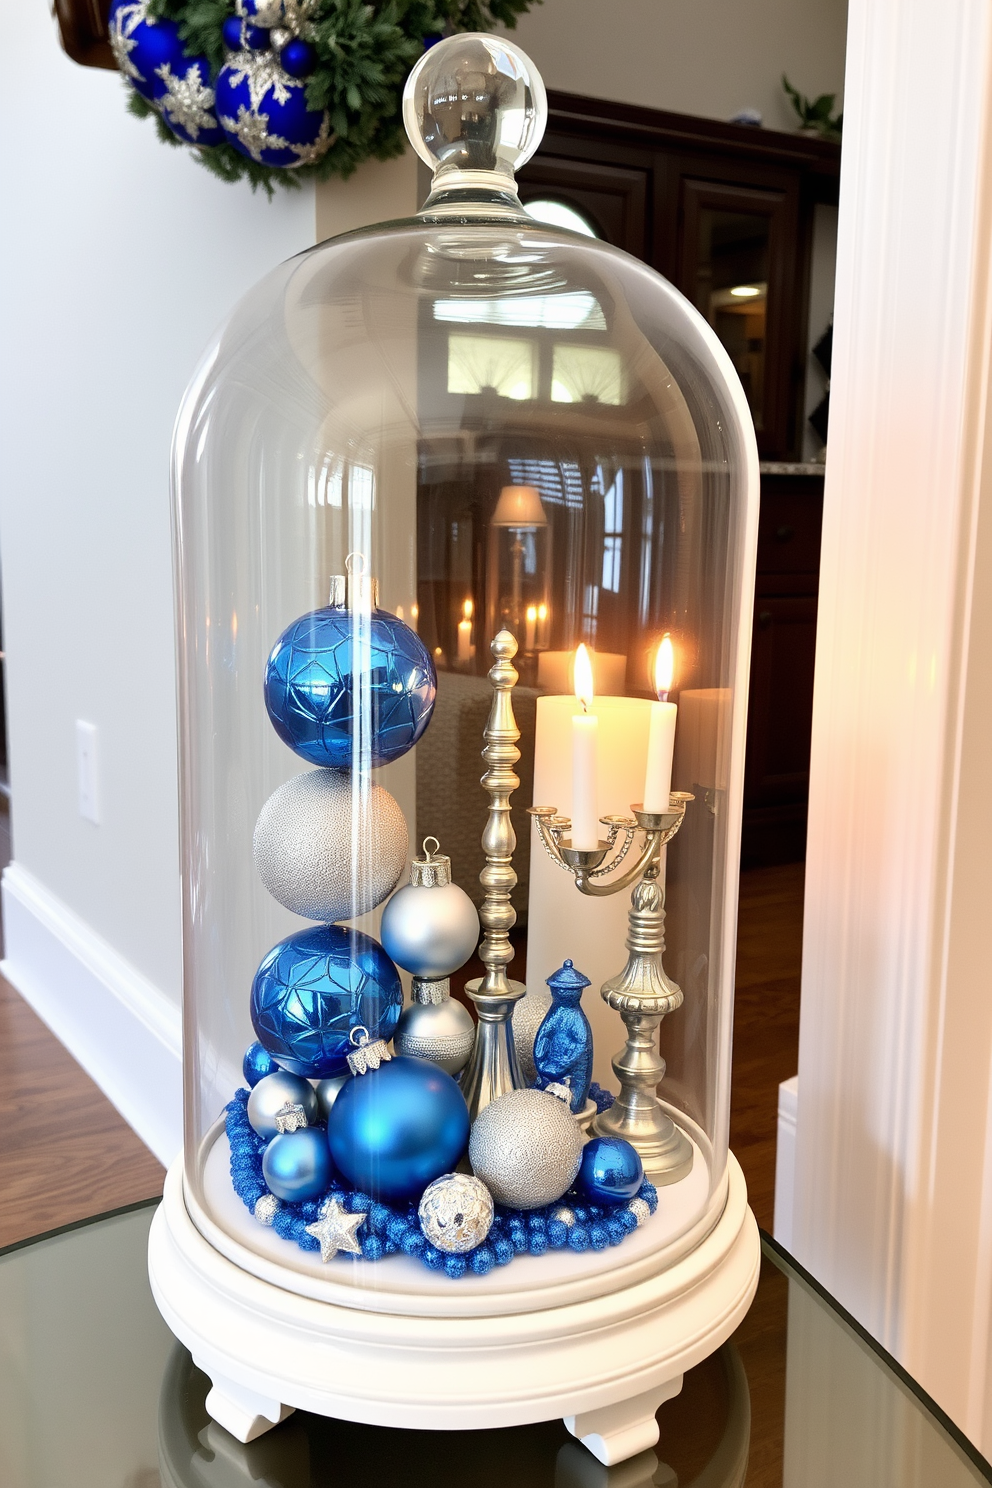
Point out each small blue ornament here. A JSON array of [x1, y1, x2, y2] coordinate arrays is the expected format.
[[251, 924, 402, 1078], [328, 1052, 469, 1202], [215, 50, 331, 169], [242, 1040, 279, 1087], [578, 1137, 644, 1204], [280, 39, 316, 78], [108, 0, 224, 146], [264, 604, 437, 768], [533, 960, 594, 1113], [222, 16, 245, 50], [262, 1128, 333, 1202]]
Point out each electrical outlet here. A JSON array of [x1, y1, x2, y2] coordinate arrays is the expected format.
[[76, 720, 99, 824]]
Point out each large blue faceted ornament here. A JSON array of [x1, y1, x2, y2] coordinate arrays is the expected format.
[[108, 0, 224, 146], [262, 1128, 333, 1202], [533, 959, 594, 1113], [251, 925, 402, 1078], [327, 1057, 470, 1202], [215, 49, 331, 168], [264, 605, 437, 768], [578, 1136, 644, 1204]]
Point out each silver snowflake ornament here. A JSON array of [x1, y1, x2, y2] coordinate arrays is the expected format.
[[219, 105, 291, 163], [289, 114, 335, 167], [109, 0, 151, 84], [156, 60, 217, 142], [305, 1197, 366, 1262]]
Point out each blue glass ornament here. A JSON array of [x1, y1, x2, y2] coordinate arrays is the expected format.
[[242, 1040, 278, 1087], [222, 16, 245, 50], [215, 51, 332, 169], [577, 1136, 644, 1204], [262, 1128, 333, 1202], [108, 0, 224, 146], [533, 960, 594, 1113], [264, 605, 437, 768], [328, 1056, 470, 1202], [280, 39, 316, 78], [251, 925, 402, 1078]]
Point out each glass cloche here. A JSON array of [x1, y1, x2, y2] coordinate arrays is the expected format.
[[168, 32, 758, 1329]]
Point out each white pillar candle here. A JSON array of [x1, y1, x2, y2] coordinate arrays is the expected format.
[[456, 599, 473, 664], [570, 644, 600, 849], [524, 604, 537, 652]]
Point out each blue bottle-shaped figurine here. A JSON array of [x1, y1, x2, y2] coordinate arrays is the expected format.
[[533, 960, 593, 1113]]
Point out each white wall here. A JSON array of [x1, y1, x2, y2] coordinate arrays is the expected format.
[[512, 0, 848, 132]]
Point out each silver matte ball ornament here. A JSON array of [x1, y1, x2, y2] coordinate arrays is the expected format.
[[380, 839, 479, 979], [313, 1073, 348, 1121], [246, 1070, 319, 1139], [469, 1086, 583, 1210], [419, 1172, 494, 1253], [393, 978, 476, 1076], [253, 769, 408, 922]]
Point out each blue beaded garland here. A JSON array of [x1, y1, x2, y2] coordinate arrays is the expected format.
[[251, 923, 402, 1078], [242, 1040, 278, 1087], [262, 1128, 333, 1202], [327, 1056, 469, 1202], [109, 0, 224, 146], [578, 1135, 645, 1204], [264, 605, 437, 768]]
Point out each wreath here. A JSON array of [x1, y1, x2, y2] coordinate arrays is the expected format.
[[108, 0, 540, 193]]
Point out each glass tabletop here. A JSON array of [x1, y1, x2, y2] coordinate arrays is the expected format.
[[0, 1200, 986, 1488]]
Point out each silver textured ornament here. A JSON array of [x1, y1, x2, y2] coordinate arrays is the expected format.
[[419, 1172, 494, 1253], [253, 769, 408, 922], [253, 1193, 282, 1226], [305, 1195, 366, 1263], [393, 977, 476, 1075], [313, 1073, 348, 1121], [380, 838, 479, 978], [469, 1087, 583, 1210], [246, 1070, 319, 1139], [512, 986, 551, 1086], [629, 1197, 651, 1228]]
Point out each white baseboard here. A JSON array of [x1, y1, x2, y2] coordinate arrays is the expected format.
[[1, 861, 182, 1168], [774, 1075, 798, 1252]]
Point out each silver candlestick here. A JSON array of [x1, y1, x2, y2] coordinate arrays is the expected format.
[[528, 794, 695, 1185], [459, 631, 527, 1120]]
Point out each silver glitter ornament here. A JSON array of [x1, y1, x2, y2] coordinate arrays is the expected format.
[[246, 1070, 319, 1139], [253, 769, 408, 922], [305, 1195, 366, 1262], [393, 977, 476, 1076], [313, 1073, 348, 1120], [380, 838, 479, 979], [511, 986, 551, 1085], [419, 1172, 494, 1253], [469, 1087, 583, 1210], [629, 1197, 651, 1228], [253, 1193, 282, 1226]]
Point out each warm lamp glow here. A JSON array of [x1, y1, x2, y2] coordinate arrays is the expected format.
[[574, 643, 594, 711], [730, 285, 761, 299], [655, 635, 675, 700], [491, 484, 549, 528]]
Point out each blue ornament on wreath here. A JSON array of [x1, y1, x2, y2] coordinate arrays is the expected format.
[[215, 48, 332, 169], [264, 604, 437, 768], [533, 960, 594, 1114], [577, 1136, 645, 1205], [251, 924, 402, 1078], [108, 0, 224, 147], [328, 1033, 470, 1202]]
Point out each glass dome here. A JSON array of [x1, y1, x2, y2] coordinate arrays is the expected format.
[[172, 34, 758, 1300]]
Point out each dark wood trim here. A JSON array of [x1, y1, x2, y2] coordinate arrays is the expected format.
[[54, 0, 116, 70]]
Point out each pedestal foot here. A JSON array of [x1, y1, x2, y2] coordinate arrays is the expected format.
[[198, 1363, 295, 1443], [563, 1377, 683, 1465]]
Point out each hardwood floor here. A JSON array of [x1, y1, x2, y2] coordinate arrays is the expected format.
[[0, 832, 802, 1245]]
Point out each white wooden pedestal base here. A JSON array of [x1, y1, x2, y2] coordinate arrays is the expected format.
[[148, 1153, 759, 1466]]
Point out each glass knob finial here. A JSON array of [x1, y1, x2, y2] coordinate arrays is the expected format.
[[403, 33, 547, 193]]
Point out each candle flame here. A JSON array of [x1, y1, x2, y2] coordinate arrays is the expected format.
[[574, 643, 594, 711], [411, 603, 419, 622], [537, 603, 548, 621], [655, 635, 675, 699], [462, 598, 473, 622], [526, 604, 537, 623]]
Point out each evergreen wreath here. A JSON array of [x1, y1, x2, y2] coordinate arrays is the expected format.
[[109, 0, 540, 193]]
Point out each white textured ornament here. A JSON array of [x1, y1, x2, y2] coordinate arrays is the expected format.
[[253, 769, 408, 921], [512, 986, 551, 1085], [418, 1172, 494, 1253], [469, 1087, 583, 1210]]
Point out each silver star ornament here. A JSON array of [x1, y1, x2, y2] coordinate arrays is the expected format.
[[305, 1197, 366, 1262]]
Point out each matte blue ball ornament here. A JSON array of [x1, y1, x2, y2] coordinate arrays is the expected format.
[[280, 39, 316, 78], [215, 49, 332, 169], [251, 925, 402, 1078], [262, 1127, 333, 1202], [578, 1136, 645, 1204], [264, 602, 436, 768], [242, 1040, 278, 1088], [533, 959, 594, 1114], [108, 0, 224, 146], [328, 1033, 470, 1202]]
